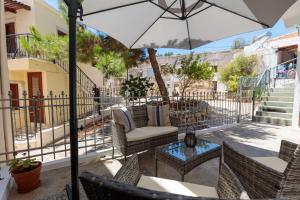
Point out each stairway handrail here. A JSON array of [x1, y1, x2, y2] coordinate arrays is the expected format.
[[256, 57, 297, 88]]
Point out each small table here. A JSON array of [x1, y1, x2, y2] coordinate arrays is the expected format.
[[155, 139, 221, 181]]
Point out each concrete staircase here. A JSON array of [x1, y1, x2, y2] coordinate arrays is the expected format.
[[253, 85, 294, 126]]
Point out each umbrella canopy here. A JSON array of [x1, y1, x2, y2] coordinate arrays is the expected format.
[[81, 0, 297, 50], [282, 1, 300, 27]]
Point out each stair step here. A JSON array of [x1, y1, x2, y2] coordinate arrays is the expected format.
[[255, 111, 292, 119], [253, 116, 292, 126], [268, 92, 294, 97], [262, 101, 293, 107], [270, 88, 295, 93], [260, 106, 293, 113], [262, 96, 294, 102]]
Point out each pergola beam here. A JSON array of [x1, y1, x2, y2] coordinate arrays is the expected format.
[[4, 0, 31, 13]]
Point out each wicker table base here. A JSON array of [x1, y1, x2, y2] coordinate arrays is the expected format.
[[155, 139, 221, 181]]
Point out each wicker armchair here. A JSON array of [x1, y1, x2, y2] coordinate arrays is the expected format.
[[79, 154, 249, 200], [112, 105, 178, 160], [223, 140, 300, 199]]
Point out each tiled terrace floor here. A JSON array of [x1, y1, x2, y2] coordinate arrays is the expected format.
[[9, 122, 300, 200]]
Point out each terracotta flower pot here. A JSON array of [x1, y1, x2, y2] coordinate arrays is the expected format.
[[11, 162, 42, 193]]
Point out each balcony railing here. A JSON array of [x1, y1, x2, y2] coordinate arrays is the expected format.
[[6, 33, 97, 94]]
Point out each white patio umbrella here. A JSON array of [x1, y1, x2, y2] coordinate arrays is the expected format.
[[81, 0, 297, 50], [282, 0, 300, 27], [65, 1, 298, 199]]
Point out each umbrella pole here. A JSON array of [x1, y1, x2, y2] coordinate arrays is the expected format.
[[68, 0, 79, 199]]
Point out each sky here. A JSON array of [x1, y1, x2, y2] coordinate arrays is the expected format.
[[45, 0, 296, 55]]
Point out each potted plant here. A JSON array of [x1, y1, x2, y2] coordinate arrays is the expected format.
[[9, 159, 42, 193]]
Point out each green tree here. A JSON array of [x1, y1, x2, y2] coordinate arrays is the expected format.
[[94, 49, 126, 78], [120, 75, 154, 101], [220, 55, 257, 92], [231, 38, 246, 50], [59, 1, 146, 77], [164, 52, 174, 56], [162, 53, 215, 95], [76, 27, 102, 64]]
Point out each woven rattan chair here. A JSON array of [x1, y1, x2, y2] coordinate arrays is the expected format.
[[112, 105, 178, 160], [79, 154, 249, 200], [223, 140, 300, 199]]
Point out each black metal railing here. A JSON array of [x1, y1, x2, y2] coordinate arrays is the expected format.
[[6, 33, 97, 94], [0, 90, 253, 163]]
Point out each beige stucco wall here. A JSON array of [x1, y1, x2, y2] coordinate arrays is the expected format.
[[8, 58, 69, 95], [34, 0, 68, 35], [78, 62, 104, 88], [44, 70, 69, 104], [5, 0, 67, 36], [8, 58, 95, 127]]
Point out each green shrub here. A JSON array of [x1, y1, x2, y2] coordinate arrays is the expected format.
[[220, 55, 257, 92], [120, 75, 154, 101]]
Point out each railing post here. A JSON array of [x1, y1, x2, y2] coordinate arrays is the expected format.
[[49, 91, 56, 159], [23, 91, 31, 158], [237, 78, 242, 123], [252, 90, 256, 121], [8, 91, 16, 159]]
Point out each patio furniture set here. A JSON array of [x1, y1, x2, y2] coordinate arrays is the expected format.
[[79, 104, 300, 200]]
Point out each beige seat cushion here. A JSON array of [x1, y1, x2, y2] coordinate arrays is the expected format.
[[251, 156, 288, 173], [126, 126, 178, 142], [137, 176, 218, 198]]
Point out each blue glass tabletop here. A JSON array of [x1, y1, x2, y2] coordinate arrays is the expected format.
[[158, 139, 220, 162]]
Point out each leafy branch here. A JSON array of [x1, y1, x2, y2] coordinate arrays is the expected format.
[[162, 53, 215, 95]]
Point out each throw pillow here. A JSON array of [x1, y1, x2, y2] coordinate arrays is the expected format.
[[147, 104, 171, 126], [112, 106, 136, 132]]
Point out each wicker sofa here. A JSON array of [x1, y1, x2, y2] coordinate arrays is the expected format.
[[112, 105, 178, 160], [79, 154, 250, 200], [223, 140, 300, 199]]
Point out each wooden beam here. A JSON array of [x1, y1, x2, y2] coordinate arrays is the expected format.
[[4, 7, 16, 13], [4, 0, 31, 13]]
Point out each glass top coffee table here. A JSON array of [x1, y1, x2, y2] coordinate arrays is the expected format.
[[155, 138, 221, 181]]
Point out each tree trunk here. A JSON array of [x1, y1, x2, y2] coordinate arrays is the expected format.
[[147, 48, 169, 103]]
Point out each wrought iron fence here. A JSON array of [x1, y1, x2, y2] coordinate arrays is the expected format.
[[6, 33, 96, 94], [0, 90, 252, 163]]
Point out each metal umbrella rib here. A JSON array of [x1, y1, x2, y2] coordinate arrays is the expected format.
[[148, 0, 182, 19], [197, 0, 270, 27], [130, 0, 179, 48], [82, 0, 150, 17]]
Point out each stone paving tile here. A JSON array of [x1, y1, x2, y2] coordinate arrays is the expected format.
[[9, 122, 300, 200]]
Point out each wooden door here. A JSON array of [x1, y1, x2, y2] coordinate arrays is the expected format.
[[5, 22, 16, 53], [28, 72, 44, 123], [10, 84, 19, 109]]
